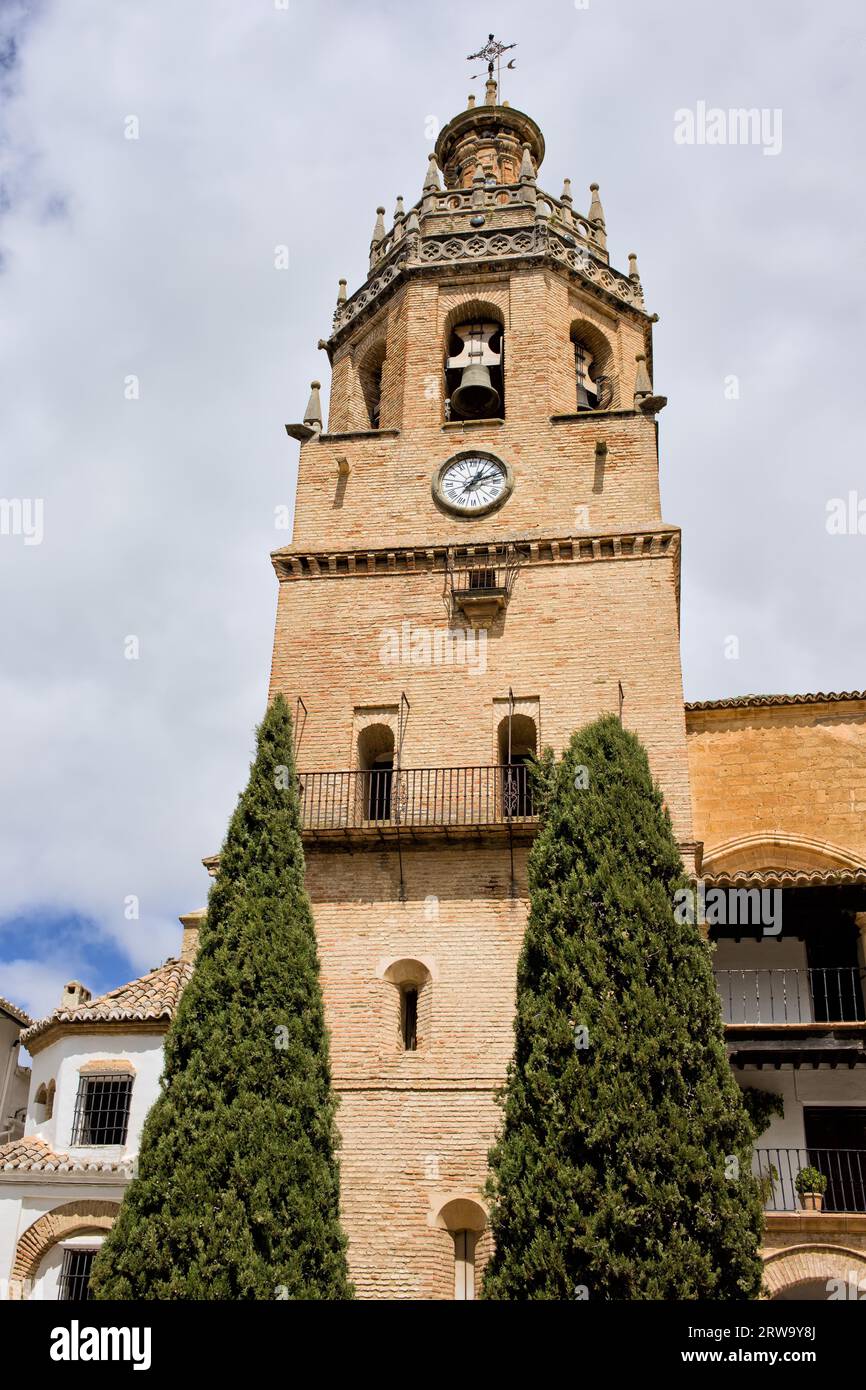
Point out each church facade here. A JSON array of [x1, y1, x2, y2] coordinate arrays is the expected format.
[[1, 81, 864, 1302]]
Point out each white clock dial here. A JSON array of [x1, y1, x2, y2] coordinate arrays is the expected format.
[[440, 455, 507, 512]]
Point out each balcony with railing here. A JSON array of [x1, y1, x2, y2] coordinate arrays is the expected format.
[[297, 764, 537, 842], [714, 968, 866, 1025], [755, 1147, 866, 1213]]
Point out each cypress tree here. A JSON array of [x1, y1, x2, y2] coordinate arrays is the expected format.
[[91, 694, 352, 1299], [482, 715, 764, 1300]]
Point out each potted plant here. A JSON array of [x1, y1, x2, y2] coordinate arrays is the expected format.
[[795, 1165, 828, 1212]]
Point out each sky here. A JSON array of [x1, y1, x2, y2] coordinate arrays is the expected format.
[[1, 0, 864, 1019]]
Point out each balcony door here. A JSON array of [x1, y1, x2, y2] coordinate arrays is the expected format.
[[805, 922, 865, 1022], [804, 1106, 866, 1212]]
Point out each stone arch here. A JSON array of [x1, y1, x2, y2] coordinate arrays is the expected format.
[[433, 1195, 488, 1233], [763, 1244, 866, 1300], [703, 832, 866, 877], [12, 1199, 120, 1281], [443, 297, 508, 339]]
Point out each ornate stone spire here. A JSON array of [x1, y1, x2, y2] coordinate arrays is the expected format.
[[423, 153, 442, 193], [304, 380, 323, 432], [588, 182, 605, 226]]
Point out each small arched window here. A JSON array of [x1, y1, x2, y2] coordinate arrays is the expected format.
[[383, 959, 431, 1052], [46, 1080, 56, 1121], [569, 320, 615, 412], [358, 340, 386, 429]]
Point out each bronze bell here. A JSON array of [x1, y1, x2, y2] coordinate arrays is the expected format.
[[448, 321, 502, 419], [451, 363, 500, 418]]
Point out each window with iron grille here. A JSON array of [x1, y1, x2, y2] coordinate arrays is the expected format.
[[71, 1073, 133, 1145], [59, 1247, 96, 1301]]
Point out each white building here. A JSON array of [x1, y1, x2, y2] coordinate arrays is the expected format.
[[0, 947, 195, 1300], [0, 996, 31, 1148]]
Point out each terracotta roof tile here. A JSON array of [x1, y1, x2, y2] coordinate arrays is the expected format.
[[0, 996, 32, 1027], [0, 1136, 133, 1175], [21, 958, 193, 1050], [686, 690, 866, 712]]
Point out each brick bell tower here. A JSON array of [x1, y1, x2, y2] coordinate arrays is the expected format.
[[269, 65, 695, 1299]]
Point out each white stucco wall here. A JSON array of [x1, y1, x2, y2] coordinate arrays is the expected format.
[[26, 1030, 165, 1160]]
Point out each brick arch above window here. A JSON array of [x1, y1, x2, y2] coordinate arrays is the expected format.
[[11, 1200, 120, 1281]]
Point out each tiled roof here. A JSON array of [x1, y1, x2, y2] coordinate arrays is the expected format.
[[0, 996, 32, 1027], [704, 866, 866, 889], [0, 1136, 132, 1174], [686, 690, 866, 712], [21, 958, 193, 1050]]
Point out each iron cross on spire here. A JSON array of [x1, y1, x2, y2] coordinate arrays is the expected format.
[[467, 33, 517, 96]]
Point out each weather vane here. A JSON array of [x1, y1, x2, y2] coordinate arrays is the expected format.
[[467, 33, 517, 94]]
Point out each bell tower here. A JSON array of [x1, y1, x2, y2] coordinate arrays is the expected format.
[[270, 61, 694, 1299]]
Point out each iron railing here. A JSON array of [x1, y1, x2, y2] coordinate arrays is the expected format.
[[297, 765, 536, 831], [755, 1147, 866, 1213], [714, 968, 866, 1025], [447, 544, 522, 614]]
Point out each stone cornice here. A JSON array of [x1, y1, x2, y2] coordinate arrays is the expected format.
[[327, 217, 648, 354], [271, 526, 680, 582]]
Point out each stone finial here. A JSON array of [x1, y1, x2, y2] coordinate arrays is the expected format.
[[304, 380, 323, 431], [371, 206, 386, 245], [485, 76, 497, 105], [467, 94, 476, 109], [628, 251, 640, 282], [405, 209, 420, 237], [519, 143, 536, 183], [394, 196, 405, 222], [588, 182, 605, 226], [633, 353, 652, 401], [337, 278, 347, 304], [560, 178, 573, 207], [423, 153, 442, 193]]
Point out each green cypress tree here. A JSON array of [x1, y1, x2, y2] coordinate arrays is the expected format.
[[90, 694, 352, 1299], [482, 715, 764, 1300]]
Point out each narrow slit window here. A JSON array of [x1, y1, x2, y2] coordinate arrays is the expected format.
[[401, 987, 418, 1051]]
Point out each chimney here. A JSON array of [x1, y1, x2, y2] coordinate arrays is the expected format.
[[61, 981, 91, 1009], [179, 910, 205, 963]]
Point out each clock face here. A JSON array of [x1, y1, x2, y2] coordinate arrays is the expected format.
[[435, 453, 512, 516]]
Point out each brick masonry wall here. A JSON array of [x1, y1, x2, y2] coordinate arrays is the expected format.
[[293, 267, 657, 553], [269, 555, 693, 843], [307, 844, 527, 1298], [687, 701, 866, 865]]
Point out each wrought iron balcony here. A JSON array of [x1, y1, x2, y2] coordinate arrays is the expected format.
[[714, 968, 866, 1026], [755, 1147, 866, 1213], [297, 765, 536, 839]]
